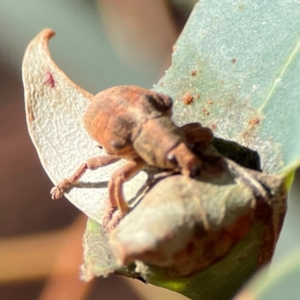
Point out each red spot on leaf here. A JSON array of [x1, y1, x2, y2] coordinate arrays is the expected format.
[[202, 108, 210, 116], [182, 93, 194, 105], [44, 71, 55, 88], [248, 117, 260, 126], [211, 124, 217, 131]]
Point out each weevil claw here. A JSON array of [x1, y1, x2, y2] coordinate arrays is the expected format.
[[103, 207, 127, 232], [50, 186, 64, 200]]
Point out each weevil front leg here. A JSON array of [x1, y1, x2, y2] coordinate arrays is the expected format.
[[103, 157, 146, 231], [50, 155, 120, 200], [181, 122, 213, 144]]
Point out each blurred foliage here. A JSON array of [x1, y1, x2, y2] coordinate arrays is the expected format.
[[236, 248, 300, 300]]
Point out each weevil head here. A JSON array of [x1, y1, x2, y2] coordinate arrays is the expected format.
[[133, 116, 201, 176], [141, 92, 173, 117], [166, 143, 201, 177]]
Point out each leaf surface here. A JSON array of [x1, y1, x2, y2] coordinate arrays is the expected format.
[[155, 0, 300, 175], [235, 249, 300, 300], [22, 29, 147, 223]]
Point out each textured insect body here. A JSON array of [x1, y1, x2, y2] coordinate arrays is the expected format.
[[52, 85, 213, 230], [84, 86, 201, 175]]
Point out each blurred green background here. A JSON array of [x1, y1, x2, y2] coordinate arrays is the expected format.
[[0, 0, 299, 299]]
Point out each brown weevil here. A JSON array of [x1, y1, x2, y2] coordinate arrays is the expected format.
[[51, 86, 213, 230]]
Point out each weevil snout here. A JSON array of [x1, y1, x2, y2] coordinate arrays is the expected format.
[[167, 143, 201, 177]]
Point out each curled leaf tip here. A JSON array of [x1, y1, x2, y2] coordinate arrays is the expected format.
[[39, 28, 56, 40], [22, 28, 147, 224]]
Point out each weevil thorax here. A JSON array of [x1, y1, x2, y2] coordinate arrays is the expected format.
[[84, 86, 172, 157]]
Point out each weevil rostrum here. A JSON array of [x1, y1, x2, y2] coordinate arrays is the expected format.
[[51, 86, 213, 230]]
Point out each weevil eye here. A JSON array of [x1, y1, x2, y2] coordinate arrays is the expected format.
[[159, 94, 173, 110], [189, 164, 201, 177], [145, 94, 173, 113], [167, 154, 178, 166]]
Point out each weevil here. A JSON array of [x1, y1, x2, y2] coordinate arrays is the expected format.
[[51, 86, 213, 230]]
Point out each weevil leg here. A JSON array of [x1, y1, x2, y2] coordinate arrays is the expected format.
[[181, 122, 213, 144], [50, 155, 120, 200], [103, 157, 146, 231]]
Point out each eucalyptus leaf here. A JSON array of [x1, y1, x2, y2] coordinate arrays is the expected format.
[[83, 150, 286, 300], [22, 29, 148, 224], [155, 0, 300, 175]]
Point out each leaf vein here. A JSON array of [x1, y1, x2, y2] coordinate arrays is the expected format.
[[258, 38, 300, 114]]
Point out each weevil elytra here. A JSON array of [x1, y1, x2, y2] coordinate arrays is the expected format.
[[51, 86, 213, 230]]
